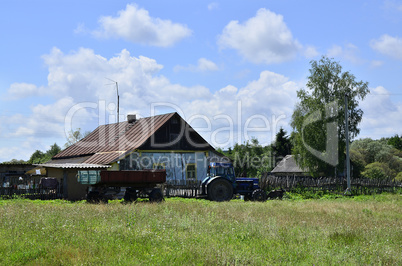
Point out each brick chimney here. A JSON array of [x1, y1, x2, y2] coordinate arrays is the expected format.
[[127, 114, 137, 123]]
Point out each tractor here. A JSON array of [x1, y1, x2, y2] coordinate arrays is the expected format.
[[200, 162, 267, 202]]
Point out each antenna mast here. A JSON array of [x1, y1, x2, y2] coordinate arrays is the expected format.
[[116, 81, 119, 124], [105, 78, 119, 124]]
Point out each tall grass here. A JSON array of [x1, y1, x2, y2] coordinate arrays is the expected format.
[[0, 194, 401, 265]]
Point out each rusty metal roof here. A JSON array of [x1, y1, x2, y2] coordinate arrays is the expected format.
[[271, 155, 307, 174], [37, 163, 111, 169], [83, 151, 125, 165], [46, 156, 92, 164], [53, 112, 175, 161]]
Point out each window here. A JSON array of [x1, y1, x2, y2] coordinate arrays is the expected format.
[[153, 163, 166, 170], [186, 164, 196, 180]]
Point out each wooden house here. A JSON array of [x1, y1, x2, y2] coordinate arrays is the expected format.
[[40, 112, 225, 200]]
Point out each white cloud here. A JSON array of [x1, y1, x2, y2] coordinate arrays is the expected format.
[[384, 0, 402, 12], [218, 8, 301, 64], [7, 83, 46, 99], [74, 23, 88, 35], [2, 47, 299, 159], [4, 45, 401, 161], [198, 58, 219, 72], [174, 58, 219, 72], [208, 2, 219, 10], [6, 97, 86, 139], [37, 47, 164, 102], [2, 47, 214, 158], [359, 86, 402, 139], [370, 60, 384, 68], [182, 70, 299, 146], [0, 146, 31, 162], [304, 46, 319, 59], [92, 4, 192, 47], [327, 43, 362, 64], [370, 34, 402, 60]]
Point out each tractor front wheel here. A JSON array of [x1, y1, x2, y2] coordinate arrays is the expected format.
[[207, 179, 233, 202]]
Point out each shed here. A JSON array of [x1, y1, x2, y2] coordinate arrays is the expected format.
[[271, 155, 309, 176]]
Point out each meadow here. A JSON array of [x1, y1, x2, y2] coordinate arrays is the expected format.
[[0, 194, 401, 265]]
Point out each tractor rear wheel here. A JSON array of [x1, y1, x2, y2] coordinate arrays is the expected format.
[[207, 179, 233, 202], [252, 189, 267, 201]]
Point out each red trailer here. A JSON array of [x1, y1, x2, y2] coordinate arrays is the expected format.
[[79, 170, 166, 203]]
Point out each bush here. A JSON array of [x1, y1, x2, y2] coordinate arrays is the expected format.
[[395, 172, 402, 181], [362, 162, 394, 179]]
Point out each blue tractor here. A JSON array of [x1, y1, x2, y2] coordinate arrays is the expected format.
[[200, 162, 267, 202]]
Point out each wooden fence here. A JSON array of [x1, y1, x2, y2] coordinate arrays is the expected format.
[[1, 175, 400, 201], [0, 186, 63, 200], [260, 173, 402, 194], [164, 180, 202, 198]]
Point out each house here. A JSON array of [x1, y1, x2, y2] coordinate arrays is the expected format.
[[271, 155, 309, 176], [40, 112, 225, 200]]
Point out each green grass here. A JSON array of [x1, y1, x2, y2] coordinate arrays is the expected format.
[[0, 194, 401, 265]]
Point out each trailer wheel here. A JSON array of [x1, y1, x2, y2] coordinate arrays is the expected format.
[[149, 188, 164, 202], [87, 191, 100, 203], [100, 197, 109, 204], [124, 189, 138, 202], [243, 195, 252, 201], [252, 189, 267, 202], [207, 178, 233, 202]]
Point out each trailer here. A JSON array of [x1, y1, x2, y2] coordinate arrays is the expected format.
[[77, 169, 166, 203]]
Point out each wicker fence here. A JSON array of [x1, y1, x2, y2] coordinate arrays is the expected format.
[[260, 173, 402, 194]]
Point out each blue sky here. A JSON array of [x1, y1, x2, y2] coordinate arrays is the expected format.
[[1, 0, 401, 162]]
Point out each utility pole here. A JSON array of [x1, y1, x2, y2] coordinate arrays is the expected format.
[[344, 93, 351, 194]]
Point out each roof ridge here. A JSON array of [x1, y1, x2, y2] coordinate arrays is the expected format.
[[106, 112, 178, 126]]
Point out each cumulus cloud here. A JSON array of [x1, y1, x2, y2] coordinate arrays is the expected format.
[[92, 4, 192, 47], [304, 46, 319, 59], [327, 43, 363, 64], [208, 2, 219, 10], [182, 70, 299, 146], [370, 34, 402, 60], [174, 58, 219, 72], [7, 83, 47, 99], [218, 8, 301, 64], [370, 60, 384, 68], [2, 47, 214, 156], [2, 46, 299, 159], [38, 47, 165, 102], [359, 86, 402, 139]]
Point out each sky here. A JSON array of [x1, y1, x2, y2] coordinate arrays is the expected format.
[[1, 0, 402, 162]]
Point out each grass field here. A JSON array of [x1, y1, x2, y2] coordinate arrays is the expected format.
[[0, 194, 401, 265]]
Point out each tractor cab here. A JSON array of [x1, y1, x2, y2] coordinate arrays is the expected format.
[[207, 162, 236, 183]]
